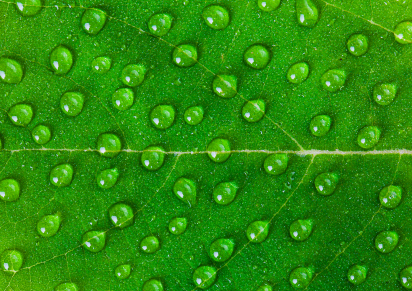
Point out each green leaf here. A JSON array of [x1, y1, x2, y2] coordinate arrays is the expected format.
[[1, 0, 412, 290]]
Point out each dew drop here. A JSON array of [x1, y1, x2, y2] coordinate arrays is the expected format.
[[287, 62, 309, 84], [357, 126, 381, 149], [1, 249, 23, 274], [141, 146, 165, 171], [347, 265, 367, 285], [115, 264, 131, 280], [209, 238, 234, 262], [290, 219, 313, 241], [50, 164, 73, 187], [373, 83, 397, 106], [121, 64, 146, 87], [257, 284, 272, 291], [60, 92, 84, 117], [394, 21, 412, 44], [169, 217, 187, 235], [0, 57, 23, 84], [289, 267, 313, 288], [15, 0, 42, 16], [81, 8, 107, 35], [314, 172, 339, 196], [258, 0, 280, 12], [374, 231, 399, 253], [97, 168, 119, 189], [347, 34, 369, 56], [8, 104, 33, 127], [140, 236, 160, 253], [109, 202, 134, 229], [55, 282, 79, 291], [242, 100, 265, 123], [112, 88, 134, 111], [264, 154, 288, 176], [207, 138, 231, 163], [92, 56, 111, 74], [202, 5, 230, 30], [400, 266, 412, 289], [184, 106, 204, 125], [296, 0, 319, 27], [213, 181, 238, 205], [82, 230, 106, 252], [97, 133, 122, 158], [193, 266, 217, 289], [0, 179, 20, 202], [172, 44, 198, 67], [150, 105, 175, 129], [321, 69, 346, 92], [148, 13, 173, 36], [31, 124, 51, 145], [143, 279, 164, 291], [212, 75, 238, 98], [309, 115, 331, 137], [36, 212, 62, 238], [173, 177, 196, 205], [379, 185, 402, 209], [243, 45, 270, 69], [50, 45, 73, 75], [246, 220, 269, 243]]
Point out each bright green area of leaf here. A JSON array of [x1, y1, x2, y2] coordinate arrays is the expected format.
[[1, 0, 412, 290]]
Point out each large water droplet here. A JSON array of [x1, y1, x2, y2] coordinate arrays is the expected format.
[[309, 115, 331, 137], [379, 185, 402, 209], [246, 220, 269, 243], [172, 44, 198, 67], [347, 34, 369, 56], [184, 106, 204, 125], [97, 133, 122, 158], [287, 62, 309, 84], [394, 21, 412, 44], [0, 57, 23, 84], [258, 0, 280, 12], [264, 154, 288, 176], [50, 45, 73, 75], [321, 69, 346, 92], [213, 181, 238, 205], [112, 88, 134, 111], [209, 238, 234, 262], [173, 177, 196, 205], [202, 5, 230, 30], [373, 83, 397, 106], [97, 168, 119, 189], [357, 126, 381, 149], [141, 146, 165, 171], [207, 138, 231, 163], [121, 64, 146, 87], [150, 105, 175, 129], [140, 236, 160, 253], [60, 92, 84, 117], [400, 266, 412, 289], [290, 219, 313, 241], [15, 0, 42, 16], [109, 203, 134, 229], [315, 172, 339, 196], [31, 124, 52, 145], [55, 282, 79, 291], [143, 279, 164, 291], [212, 75, 237, 98], [193, 266, 217, 289], [81, 8, 107, 35], [37, 213, 62, 238], [375, 231, 399, 253], [242, 99, 265, 123], [115, 264, 131, 279], [1, 249, 23, 274], [244, 44, 270, 69], [148, 13, 173, 36], [296, 0, 319, 27], [169, 217, 187, 235], [347, 265, 367, 285], [0, 179, 20, 202], [92, 56, 111, 74], [8, 104, 33, 127], [289, 267, 313, 289], [50, 164, 73, 187], [82, 230, 106, 252]]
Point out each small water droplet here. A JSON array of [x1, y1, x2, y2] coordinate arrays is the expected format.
[[82, 230, 106, 252], [148, 13, 173, 36], [184, 106, 204, 125], [0, 58, 23, 84], [287, 62, 309, 84], [112, 88, 134, 111], [81, 8, 107, 35], [212, 75, 237, 98], [115, 264, 131, 280], [213, 181, 238, 205], [97, 133, 122, 158], [207, 138, 231, 163], [347, 265, 367, 285], [193, 266, 217, 289], [150, 105, 175, 129], [31, 124, 52, 145], [242, 99, 265, 123], [15, 0, 42, 16], [1, 249, 23, 274], [141, 146, 165, 171], [246, 220, 269, 243], [55, 282, 79, 291], [169, 217, 187, 235], [296, 0, 319, 27], [400, 266, 412, 289], [264, 154, 288, 176], [209, 238, 234, 262], [37, 212, 62, 238], [357, 126, 381, 149], [289, 267, 313, 288], [50, 45, 73, 75], [374, 231, 399, 253], [140, 236, 160, 253], [309, 115, 331, 137], [60, 92, 84, 117], [394, 21, 412, 44], [143, 279, 163, 291], [92, 56, 111, 74], [244, 44, 271, 69], [379, 185, 402, 209], [50, 164, 73, 187], [290, 219, 313, 241], [321, 69, 346, 92], [97, 168, 119, 189], [373, 83, 397, 106], [109, 203, 134, 229], [315, 172, 339, 196], [258, 0, 280, 12], [202, 5, 230, 30], [347, 34, 369, 56], [0, 179, 20, 202], [121, 64, 146, 87], [8, 104, 33, 127], [173, 177, 196, 205], [172, 44, 198, 67]]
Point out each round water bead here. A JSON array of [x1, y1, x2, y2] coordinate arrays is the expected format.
[[173, 177, 196, 205], [207, 138, 231, 163], [140, 236, 160, 253], [242, 99, 265, 123], [97, 133, 122, 158], [212, 75, 238, 98], [257, 284, 272, 291], [0, 57, 23, 84], [50, 164, 73, 187], [290, 219, 313, 241], [37, 213, 62, 238], [55, 282, 78, 291], [143, 279, 163, 291], [347, 265, 367, 285], [347, 34, 369, 56], [112, 88, 134, 111], [314, 172, 339, 196], [244, 45, 270, 69], [289, 267, 313, 289], [264, 154, 288, 176], [148, 13, 173, 36], [1, 249, 23, 274], [8, 104, 33, 126], [375, 231, 399, 253], [310, 115, 331, 137], [169, 217, 187, 235], [379, 185, 402, 209], [92, 56, 111, 74], [296, 0, 319, 27], [400, 266, 412, 289], [287, 62, 309, 84], [60, 92, 84, 117], [373, 83, 397, 106], [209, 238, 235, 262], [81, 8, 107, 35], [193, 266, 217, 289], [247, 220, 269, 243], [150, 105, 175, 129], [184, 106, 204, 125], [258, 0, 280, 12], [32, 125, 51, 145], [121, 64, 146, 87], [357, 126, 381, 149], [97, 168, 119, 189], [141, 146, 165, 170], [115, 264, 131, 280], [109, 203, 134, 229], [15, 0, 42, 16], [213, 181, 239, 205], [202, 5, 230, 30], [0, 179, 20, 202], [50, 46, 73, 75], [394, 21, 412, 44], [172, 44, 198, 67], [321, 69, 346, 92], [82, 230, 106, 252]]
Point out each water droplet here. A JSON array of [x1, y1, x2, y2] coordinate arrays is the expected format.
[[141, 146, 165, 171], [258, 0, 280, 12], [315, 172, 339, 196], [60, 92, 84, 117], [143, 279, 163, 291], [1, 249, 23, 274], [92, 56, 111, 74], [115, 264, 131, 279], [394, 21, 412, 44], [50, 164, 73, 187], [257, 284, 272, 291], [169, 217, 187, 235], [357, 126, 381, 149], [193, 266, 217, 289], [379, 185, 402, 209], [347, 34, 369, 56], [172, 44, 198, 67], [207, 138, 231, 163], [213, 181, 238, 205], [209, 238, 234, 262], [173, 177, 196, 205], [400, 266, 412, 289], [97, 133, 122, 158], [0, 179, 20, 202], [321, 69, 346, 92], [289, 267, 313, 288], [287, 62, 309, 84], [15, 0, 42, 16], [37, 213, 62, 238], [0, 58, 23, 84], [148, 13, 173, 36], [50, 45, 73, 75], [246, 220, 269, 243], [140, 236, 160, 253], [373, 83, 397, 106], [375, 231, 399, 253], [55, 282, 79, 291], [296, 0, 319, 27], [212, 75, 237, 98], [242, 99, 265, 123], [184, 106, 204, 125], [347, 265, 367, 285], [112, 88, 134, 111], [109, 203, 134, 229], [264, 154, 288, 176], [121, 64, 146, 87], [97, 168, 119, 189], [309, 115, 331, 137], [8, 104, 33, 127], [202, 5, 230, 30], [290, 219, 313, 241], [31, 124, 52, 145], [81, 8, 107, 35], [243, 44, 270, 70], [150, 105, 175, 129], [82, 230, 106, 252]]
